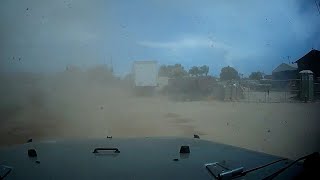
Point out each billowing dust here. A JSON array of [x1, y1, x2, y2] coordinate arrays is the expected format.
[[0, 72, 319, 159]]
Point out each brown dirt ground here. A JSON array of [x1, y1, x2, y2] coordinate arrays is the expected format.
[[1, 95, 319, 159]]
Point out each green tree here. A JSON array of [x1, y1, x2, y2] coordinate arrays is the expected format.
[[220, 66, 240, 80], [249, 71, 263, 80], [189, 66, 200, 77], [172, 64, 187, 78], [199, 65, 209, 76], [158, 65, 168, 77], [159, 64, 187, 78]]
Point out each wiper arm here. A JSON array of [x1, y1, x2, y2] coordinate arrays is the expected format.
[[262, 152, 319, 180], [0, 165, 13, 180], [240, 158, 288, 176], [206, 158, 288, 180], [220, 158, 288, 179]]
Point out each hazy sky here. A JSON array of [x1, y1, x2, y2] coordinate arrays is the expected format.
[[1, 0, 319, 76]]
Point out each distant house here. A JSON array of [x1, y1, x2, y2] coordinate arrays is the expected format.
[[263, 74, 272, 80], [272, 63, 298, 80], [295, 49, 320, 80]]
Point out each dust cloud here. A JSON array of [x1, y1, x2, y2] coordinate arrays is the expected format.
[[1, 70, 320, 159]]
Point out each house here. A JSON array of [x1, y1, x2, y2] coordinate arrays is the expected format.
[[263, 74, 272, 80], [272, 63, 298, 80], [295, 49, 320, 80]]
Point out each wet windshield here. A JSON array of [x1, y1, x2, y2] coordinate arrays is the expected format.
[[0, 0, 319, 160]]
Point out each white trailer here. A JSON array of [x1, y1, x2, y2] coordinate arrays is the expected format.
[[133, 61, 158, 95]]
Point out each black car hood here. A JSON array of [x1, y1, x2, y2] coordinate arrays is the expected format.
[[0, 137, 305, 179]]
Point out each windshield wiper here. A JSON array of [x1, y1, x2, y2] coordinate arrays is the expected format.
[[206, 158, 288, 179], [0, 165, 13, 180], [206, 152, 319, 180], [262, 152, 319, 180]]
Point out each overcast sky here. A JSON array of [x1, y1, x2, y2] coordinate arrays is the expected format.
[[1, 0, 319, 76]]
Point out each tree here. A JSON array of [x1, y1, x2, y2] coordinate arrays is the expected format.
[[199, 65, 209, 76], [249, 71, 263, 80], [220, 66, 240, 80], [172, 64, 188, 78], [158, 64, 187, 78], [158, 65, 169, 77], [188, 66, 200, 77]]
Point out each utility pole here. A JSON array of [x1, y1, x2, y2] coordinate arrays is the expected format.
[[110, 56, 114, 73]]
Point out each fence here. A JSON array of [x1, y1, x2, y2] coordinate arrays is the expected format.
[[163, 77, 320, 103], [238, 79, 301, 103], [314, 79, 320, 100]]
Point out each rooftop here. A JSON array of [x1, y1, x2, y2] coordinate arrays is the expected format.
[[272, 63, 297, 73], [295, 49, 320, 63]]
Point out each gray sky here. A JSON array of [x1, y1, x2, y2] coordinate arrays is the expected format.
[[1, 0, 319, 76]]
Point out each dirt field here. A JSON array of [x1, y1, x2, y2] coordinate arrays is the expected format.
[[1, 73, 319, 160]]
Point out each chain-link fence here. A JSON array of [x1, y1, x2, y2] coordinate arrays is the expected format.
[[239, 79, 301, 103], [314, 78, 320, 100], [162, 77, 320, 103]]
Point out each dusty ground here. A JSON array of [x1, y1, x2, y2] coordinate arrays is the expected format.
[[1, 73, 319, 160]]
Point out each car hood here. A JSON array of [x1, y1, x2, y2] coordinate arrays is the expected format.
[[0, 137, 304, 179]]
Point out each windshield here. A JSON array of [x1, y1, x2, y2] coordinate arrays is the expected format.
[[0, 0, 319, 160]]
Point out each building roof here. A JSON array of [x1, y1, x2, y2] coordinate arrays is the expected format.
[[272, 63, 297, 73], [295, 49, 320, 63]]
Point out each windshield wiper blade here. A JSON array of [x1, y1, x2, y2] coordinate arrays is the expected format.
[[262, 152, 319, 180], [226, 158, 287, 179], [207, 152, 319, 180], [206, 158, 288, 180], [240, 158, 288, 176]]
